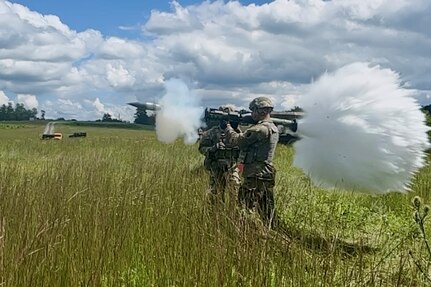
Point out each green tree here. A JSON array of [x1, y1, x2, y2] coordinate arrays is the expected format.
[[134, 108, 155, 125], [6, 103, 14, 120], [14, 103, 26, 120], [102, 113, 113, 122], [0, 104, 6, 121], [0, 102, 38, 121], [30, 108, 37, 119]]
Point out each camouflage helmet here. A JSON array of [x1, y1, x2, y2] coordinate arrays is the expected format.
[[249, 96, 274, 110]]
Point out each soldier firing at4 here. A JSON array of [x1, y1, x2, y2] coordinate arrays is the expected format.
[[224, 97, 279, 227], [198, 106, 242, 203]]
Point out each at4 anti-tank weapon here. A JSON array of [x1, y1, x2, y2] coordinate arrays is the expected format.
[[128, 102, 302, 144], [203, 108, 298, 132], [203, 108, 300, 145]]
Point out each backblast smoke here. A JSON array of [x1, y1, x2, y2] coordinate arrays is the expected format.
[[293, 62, 430, 194], [155, 79, 203, 144]]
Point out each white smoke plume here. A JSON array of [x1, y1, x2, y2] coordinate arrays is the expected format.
[[155, 79, 203, 144], [293, 62, 430, 194]]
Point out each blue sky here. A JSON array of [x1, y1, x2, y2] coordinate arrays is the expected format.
[[1, 0, 431, 120], [10, 0, 273, 37]]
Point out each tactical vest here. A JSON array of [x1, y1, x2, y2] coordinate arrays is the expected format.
[[242, 121, 279, 164], [204, 126, 239, 170]]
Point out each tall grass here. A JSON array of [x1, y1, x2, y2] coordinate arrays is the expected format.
[[0, 123, 430, 286]]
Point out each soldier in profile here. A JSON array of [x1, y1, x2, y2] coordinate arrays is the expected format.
[[198, 105, 241, 203], [224, 97, 279, 227]]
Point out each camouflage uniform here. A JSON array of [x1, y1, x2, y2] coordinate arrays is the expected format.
[[199, 117, 241, 201], [225, 97, 279, 224]]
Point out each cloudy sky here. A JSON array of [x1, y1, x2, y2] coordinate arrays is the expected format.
[[0, 0, 430, 121]]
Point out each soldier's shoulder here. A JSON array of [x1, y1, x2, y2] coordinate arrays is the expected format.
[[248, 121, 278, 134], [246, 123, 270, 135]]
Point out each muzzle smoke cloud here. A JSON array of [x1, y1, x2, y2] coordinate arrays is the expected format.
[[293, 62, 430, 194], [155, 79, 203, 144]]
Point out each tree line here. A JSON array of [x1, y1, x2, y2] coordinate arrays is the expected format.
[[133, 109, 155, 125], [0, 102, 38, 121], [96, 113, 124, 122]]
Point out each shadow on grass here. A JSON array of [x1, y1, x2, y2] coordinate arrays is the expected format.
[[204, 195, 379, 258], [273, 221, 379, 257]]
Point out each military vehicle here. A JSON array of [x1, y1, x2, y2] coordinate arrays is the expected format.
[[69, 132, 87, 138], [41, 132, 62, 140]]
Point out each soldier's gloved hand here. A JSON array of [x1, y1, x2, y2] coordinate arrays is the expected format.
[[237, 163, 244, 173], [210, 142, 225, 152]]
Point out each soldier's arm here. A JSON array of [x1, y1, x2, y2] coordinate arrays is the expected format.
[[226, 125, 269, 150], [198, 130, 215, 155]]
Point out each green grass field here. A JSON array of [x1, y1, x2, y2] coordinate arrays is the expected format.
[[0, 121, 430, 286]]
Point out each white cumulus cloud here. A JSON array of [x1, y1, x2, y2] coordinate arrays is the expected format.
[[0, 0, 430, 120], [16, 94, 38, 109], [0, 91, 10, 105], [106, 63, 136, 88]]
